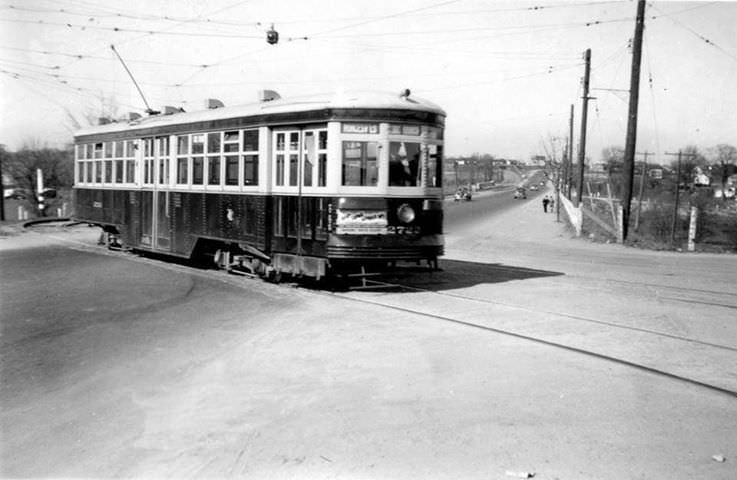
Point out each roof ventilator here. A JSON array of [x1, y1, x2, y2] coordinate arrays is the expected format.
[[206, 98, 224, 109], [259, 90, 281, 102]]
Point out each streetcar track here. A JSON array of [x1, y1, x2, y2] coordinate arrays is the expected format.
[[329, 283, 737, 399], [21, 227, 737, 398], [346, 279, 737, 353]]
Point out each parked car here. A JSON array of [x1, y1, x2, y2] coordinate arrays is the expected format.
[[513, 187, 527, 199]]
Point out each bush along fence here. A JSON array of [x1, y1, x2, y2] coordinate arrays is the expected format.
[[558, 180, 737, 252]]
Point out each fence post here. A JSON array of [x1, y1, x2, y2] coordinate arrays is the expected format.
[[606, 182, 617, 228], [688, 206, 698, 252]]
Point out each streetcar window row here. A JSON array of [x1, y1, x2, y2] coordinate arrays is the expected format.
[[75, 123, 442, 189]]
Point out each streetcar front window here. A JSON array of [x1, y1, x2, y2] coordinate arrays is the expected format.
[[389, 142, 420, 187], [427, 144, 443, 187], [342, 141, 377, 187]]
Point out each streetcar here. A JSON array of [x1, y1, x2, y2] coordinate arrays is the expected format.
[[72, 89, 445, 281]]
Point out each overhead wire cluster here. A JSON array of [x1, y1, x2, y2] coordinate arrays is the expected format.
[[0, 0, 733, 151]]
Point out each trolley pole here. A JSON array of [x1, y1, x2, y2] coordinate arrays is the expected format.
[[576, 48, 591, 208], [621, 0, 646, 240]]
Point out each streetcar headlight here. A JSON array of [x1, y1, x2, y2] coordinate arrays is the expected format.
[[397, 204, 415, 224]]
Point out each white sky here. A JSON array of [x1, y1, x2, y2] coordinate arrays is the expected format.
[[1, 0, 736, 165]]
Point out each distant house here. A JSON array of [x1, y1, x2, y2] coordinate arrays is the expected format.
[[693, 167, 711, 186], [648, 168, 664, 180]]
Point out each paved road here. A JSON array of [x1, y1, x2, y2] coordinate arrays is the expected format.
[[1, 200, 736, 479]]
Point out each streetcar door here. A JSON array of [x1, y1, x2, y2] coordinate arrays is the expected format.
[[153, 136, 171, 251], [274, 128, 326, 253], [140, 138, 155, 246]]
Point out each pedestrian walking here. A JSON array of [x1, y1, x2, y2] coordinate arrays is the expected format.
[[542, 196, 550, 213]]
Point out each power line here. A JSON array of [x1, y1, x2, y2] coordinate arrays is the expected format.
[[305, 16, 634, 40], [299, 0, 464, 39], [650, 3, 737, 62]]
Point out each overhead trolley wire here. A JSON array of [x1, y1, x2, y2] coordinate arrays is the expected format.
[[0, 17, 263, 39]]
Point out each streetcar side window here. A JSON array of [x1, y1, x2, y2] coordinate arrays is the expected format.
[[125, 140, 136, 185], [208, 157, 220, 185], [388, 141, 421, 187], [242, 130, 259, 186], [192, 157, 204, 185], [276, 153, 285, 186], [115, 160, 124, 183], [289, 154, 298, 187], [303, 132, 315, 187], [225, 155, 238, 186], [244, 154, 258, 185], [342, 141, 378, 187], [192, 135, 204, 154], [177, 157, 189, 184]]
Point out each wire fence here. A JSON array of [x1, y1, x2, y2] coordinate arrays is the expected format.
[[571, 175, 737, 252]]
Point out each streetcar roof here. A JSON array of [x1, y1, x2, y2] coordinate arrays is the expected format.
[[74, 90, 445, 139]]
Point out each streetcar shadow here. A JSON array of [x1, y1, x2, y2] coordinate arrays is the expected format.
[[321, 259, 564, 292]]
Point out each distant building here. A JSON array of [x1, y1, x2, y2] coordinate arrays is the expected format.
[[530, 155, 546, 166]]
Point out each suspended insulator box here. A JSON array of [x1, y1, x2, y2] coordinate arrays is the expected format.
[[266, 25, 279, 45]]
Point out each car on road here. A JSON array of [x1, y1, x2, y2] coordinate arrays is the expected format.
[[530, 185, 539, 191], [513, 187, 527, 199], [454, 187, 472, 201]]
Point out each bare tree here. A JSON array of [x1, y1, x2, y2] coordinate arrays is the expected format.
[[64, 92, 122, 134], [710, 144, 737, 201], [5, 139, 73, 214], [670, 145, 708, 187]]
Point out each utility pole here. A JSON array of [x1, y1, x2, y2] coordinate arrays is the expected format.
[[0, 151, 5, 221], [568, 103, 574, 198], [621, 0, 646, 240], [633, 151, 651, 231], [576, 48, 591, 207]]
